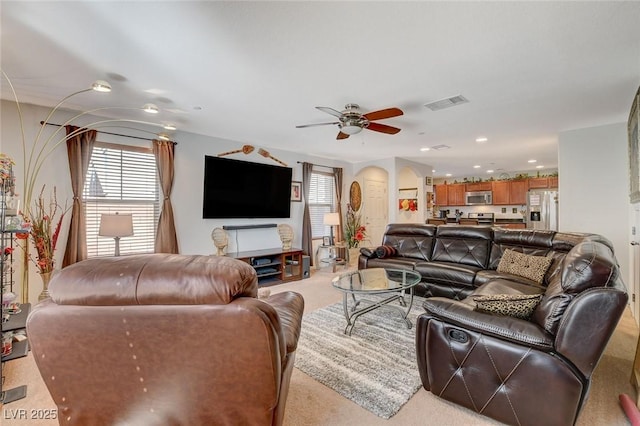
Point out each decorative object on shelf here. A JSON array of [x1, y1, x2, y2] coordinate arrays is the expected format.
[[349, 181, 362, 211], [217, 144, 255, 157], [291, 181, 302, 202], [0, 154, 16, 196], [277, 224, 294, 250], [322, 236, 331, 246], [323, 212, 340, 246], [211, 227, 228, 256], [344, 204, 366, 249], [258, 148, 288, 167], [628, 85, 640, 203], [98, 212, 133, 256]]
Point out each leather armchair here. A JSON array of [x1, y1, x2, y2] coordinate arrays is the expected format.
[[416, 241, 628, 426], [27, 254, 304, 426]]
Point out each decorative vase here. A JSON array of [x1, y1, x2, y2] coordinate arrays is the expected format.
[[349, 248, 360, 267], [38, 271, 52, 301]]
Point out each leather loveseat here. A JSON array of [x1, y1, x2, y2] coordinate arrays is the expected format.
[[27, 254, 304, 426], [359, 223, 628, 426]]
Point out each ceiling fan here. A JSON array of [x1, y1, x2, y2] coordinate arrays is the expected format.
[[296, 103, 403, 140]]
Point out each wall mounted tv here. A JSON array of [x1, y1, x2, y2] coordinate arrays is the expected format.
[[202, 155, 293, 219]]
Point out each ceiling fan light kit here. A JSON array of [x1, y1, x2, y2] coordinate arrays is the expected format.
[[297, 103, 403, 140]]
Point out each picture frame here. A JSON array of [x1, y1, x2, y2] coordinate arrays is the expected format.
[[628, 86, 640, 203], [323, 236, 331, 246], [291, 181, 302, 202]]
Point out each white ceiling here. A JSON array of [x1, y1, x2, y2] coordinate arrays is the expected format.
[[2, 1, 639, 178]]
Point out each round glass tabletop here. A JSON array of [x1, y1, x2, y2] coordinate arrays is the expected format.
[[331, 268, 421, 293]]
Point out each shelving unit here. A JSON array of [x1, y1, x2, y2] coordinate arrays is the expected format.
[[228, 247, 304, 286], [1, 164, 29, 404]]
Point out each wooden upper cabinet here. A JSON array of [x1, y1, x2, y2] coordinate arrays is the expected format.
[[465, 182, 492, 192], [491, 181, 510, 205], [528, 177, 549, 189], [548, 176, 558, 188], [447, 184, 466, 206], [509, 180, 528, 205], [434, 184, 448, 206]]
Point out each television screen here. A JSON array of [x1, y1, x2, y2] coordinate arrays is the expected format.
[[202, 155, 293, 219]]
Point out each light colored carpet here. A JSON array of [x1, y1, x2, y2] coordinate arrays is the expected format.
[[295, 295, 425, 419], [2, 265, 638, 425]]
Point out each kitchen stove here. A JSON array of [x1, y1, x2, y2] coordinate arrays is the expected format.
[[468, 212, 494, 225]]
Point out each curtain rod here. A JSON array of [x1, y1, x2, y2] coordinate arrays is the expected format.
[[40, 121, 178, 144], [296, 161, 336, 169]]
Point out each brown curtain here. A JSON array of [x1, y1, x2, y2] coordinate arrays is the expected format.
[[62, 125, 97, 267], [153, 140, 179, 253], [333, 167, 344, 243], [301, 162, 313, 265]]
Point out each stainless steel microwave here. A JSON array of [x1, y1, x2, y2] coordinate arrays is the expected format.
[[465, 191, 492, 205]]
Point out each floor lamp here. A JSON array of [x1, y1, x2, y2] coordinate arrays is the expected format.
[[323, 212, 340, 246], [99, 213, 133, 256]]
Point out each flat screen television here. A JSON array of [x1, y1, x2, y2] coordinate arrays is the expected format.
[[202, 155, 292, 219]]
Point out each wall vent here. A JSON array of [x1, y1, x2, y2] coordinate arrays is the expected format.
[[424, 95, 469, 111]]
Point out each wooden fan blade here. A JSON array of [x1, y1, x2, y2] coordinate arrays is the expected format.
[[296, 122, 340, 128], [316, 106, 344, 118], [337, 132, 350, 140], [367, 122, 401, 135], [363, 107, 403, 121]]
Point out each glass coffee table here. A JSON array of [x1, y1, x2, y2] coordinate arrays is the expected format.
[[331, 268, 421, 335]]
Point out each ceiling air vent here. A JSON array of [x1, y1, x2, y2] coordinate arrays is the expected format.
[[431, 144, 450, 150], [424, 95, 469, 111]]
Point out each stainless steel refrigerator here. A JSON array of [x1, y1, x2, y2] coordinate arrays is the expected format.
[[527, 189, 558, 231]]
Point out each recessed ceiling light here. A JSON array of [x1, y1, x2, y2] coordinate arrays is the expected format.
[[528, 159, 537, 163], [157, 134, 170, 141], [445, 173, 452, 177], [142, 103, 159, 114], [486, 169, 494, 173], [475, 137, 488, 143], [420, 147, 430, 152], [536, 165, 544, 169], [473, 165, 481, 169], [432, 169, 436, 173], [163, 124, 177, 130]]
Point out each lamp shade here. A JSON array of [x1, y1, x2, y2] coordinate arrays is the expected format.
[[98, 213, 133, 238], [323, 212, 340, 226]]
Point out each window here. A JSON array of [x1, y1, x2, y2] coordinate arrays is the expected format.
[[83, 142, 159, 257], [308, 171, 336, 239]]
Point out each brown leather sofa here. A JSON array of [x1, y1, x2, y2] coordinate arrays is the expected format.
[[359, 224, 628, 425], [27, 254, 304, 426]]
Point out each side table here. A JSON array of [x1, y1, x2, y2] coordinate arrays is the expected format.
[[316, 244, 349, 272]]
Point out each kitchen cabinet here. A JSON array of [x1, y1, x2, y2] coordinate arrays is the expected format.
[[492, 180, 526, 205], [434, 184, 448, 206], [528, 177, 549, 189], [509, 180, 527, 205], [491, 181, 510, 205], [447, 184, 466, 206], [548, 176, 558, 188], [465, 182, 492, 192]]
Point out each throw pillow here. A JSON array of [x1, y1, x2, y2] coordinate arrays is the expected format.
[[374, 245, 398, 259], [496, 249, 553, 284], [472, 293, 542, 319]]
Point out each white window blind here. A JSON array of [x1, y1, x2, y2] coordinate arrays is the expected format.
[[83, 142, 159, 257], [308, 171, 336, 238]]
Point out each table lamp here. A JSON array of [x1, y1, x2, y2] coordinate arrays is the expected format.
[[99, 213, 133, 256], [323, 212, 340, 245]]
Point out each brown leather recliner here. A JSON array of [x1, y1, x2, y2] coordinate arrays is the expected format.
[[416, 240, 628, 426], [27, 254, 304, 426]]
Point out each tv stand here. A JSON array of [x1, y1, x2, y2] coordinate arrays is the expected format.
[[228, 248, 303, 286]]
